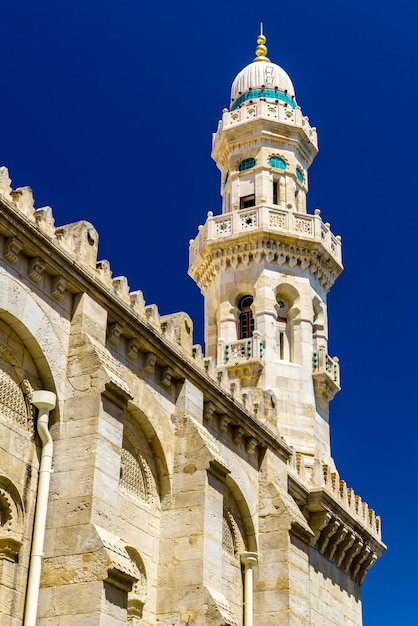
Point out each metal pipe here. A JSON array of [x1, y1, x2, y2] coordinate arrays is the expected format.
[[24, 390, 56, 626]]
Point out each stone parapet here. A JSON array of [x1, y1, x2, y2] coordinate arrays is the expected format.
[[288, 453, 385, 584], [189, 206, 342, 293], [312, 347, 341, 407], [213, 100, 318, 152], [190, 206, 342, 265]]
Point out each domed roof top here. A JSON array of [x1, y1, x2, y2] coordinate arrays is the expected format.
[[230, 28, 296, 110]]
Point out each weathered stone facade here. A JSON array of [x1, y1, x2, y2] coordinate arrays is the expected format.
[[0, 33, 384, 626]]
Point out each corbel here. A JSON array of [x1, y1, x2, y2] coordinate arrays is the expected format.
[[351, 546, 371, 581], [108, 322, 123, 346], [342, 539, 362, 574], [4, 237, 22, 263], [318, 519, 339, 555], [218, 414, 230, 433], [203, 401, 217, 425], [28, 257, 46, 282], [161, 367, 174, 388], [308, 511, 332, 547], [245, 437, 258, 455], [327, 526, 348, 561], [358, 551, 377, 585], [335, 532, 355, 568], [126, 339, 140, 360], [51, 275, 67, 300], [232, 426, 245, 445], [144, 352, 157, 374]]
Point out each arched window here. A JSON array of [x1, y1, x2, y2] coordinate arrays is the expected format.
[[276, 297, 292, 361], [269, 156, 286, 170], [296, 167, 304, 184], [120, 436, 156, 504], [238, 296, 254, 339], [238, 158, 256, 172]]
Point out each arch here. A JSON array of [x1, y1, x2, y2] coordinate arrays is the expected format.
[[224, 474, 257, 553], [127, 380, 173, 503], [274, 283, 300, 363], [0, 476, 24, 562], [0, 357, 31, 430], [221, 474, 257, 622], [120, 434, 156, 504], [238, 158, 256, 172], [237, 295, 254, 340], [125, 546, 147, 623], [269, 155, 287, 170], [274, 282, 300, 310], [0, 271, 66, 403]]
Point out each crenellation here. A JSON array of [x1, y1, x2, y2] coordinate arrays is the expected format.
[[112, 276, 130, 302], [34, 206, 55, 236], [10, 186, 35, 218], [145, 303, 160, 327], [55, 220, 99, 269], [95, 259, 113, 284], [129, 289, 145, 315], [0, 166, 12, 199]]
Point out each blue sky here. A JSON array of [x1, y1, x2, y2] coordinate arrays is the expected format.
[[2, 1, 417, 623]]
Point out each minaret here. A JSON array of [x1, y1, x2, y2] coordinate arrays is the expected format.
[[189, 29, 343, 464]]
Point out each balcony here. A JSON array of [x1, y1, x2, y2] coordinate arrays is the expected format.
[[312, 347, 340, 408], [218, 332, 264, 386], [189, 205, 342, 267]]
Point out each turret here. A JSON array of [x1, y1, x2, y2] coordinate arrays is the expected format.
[[189, 29, 343, 464]]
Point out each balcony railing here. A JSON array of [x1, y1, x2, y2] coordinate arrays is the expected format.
[[213, 99, 318, 149], [223, 334, 264, 365], [218, 333, 264, 385], [189, 205, 342, 266], [312, 347, 340, 403]]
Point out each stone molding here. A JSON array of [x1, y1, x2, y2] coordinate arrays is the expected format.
[[0, 478, 24, 563]]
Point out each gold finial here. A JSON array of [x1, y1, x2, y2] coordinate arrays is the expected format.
[[253, 22, 270, 63]]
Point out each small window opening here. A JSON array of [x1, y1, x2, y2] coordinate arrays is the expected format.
[[273, 181, 278, 205], [279, 332, 284, 360], [238, 296, 254, 339], [238, 158, 256, 172], [240, 194, 255, 210]]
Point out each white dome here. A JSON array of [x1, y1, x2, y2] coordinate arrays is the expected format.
[[230, 60, 296, 108]]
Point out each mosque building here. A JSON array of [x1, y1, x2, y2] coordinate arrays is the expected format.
[[0, 29, 384, 625]]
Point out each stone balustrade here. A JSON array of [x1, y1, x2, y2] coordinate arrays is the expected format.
[[213, 100, 318, 149], [222, 334, 264, 365], [312, 347, 340, 387], [217, 333, 264, 387], [189, 205, 342, 265]]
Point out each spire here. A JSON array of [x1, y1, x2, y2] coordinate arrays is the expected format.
[[253, 23, 270, 63]]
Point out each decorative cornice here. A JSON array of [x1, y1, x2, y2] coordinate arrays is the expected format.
[[189, 205, 342, 293], [288, 455, 385, 585], [190, 235, 340, 293]]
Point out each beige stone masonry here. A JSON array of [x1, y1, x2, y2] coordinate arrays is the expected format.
[[0, 39, 386, 624]]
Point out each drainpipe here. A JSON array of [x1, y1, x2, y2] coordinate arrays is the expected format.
[[240, 552, 258, 626], [24, 390, 57, 626]]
